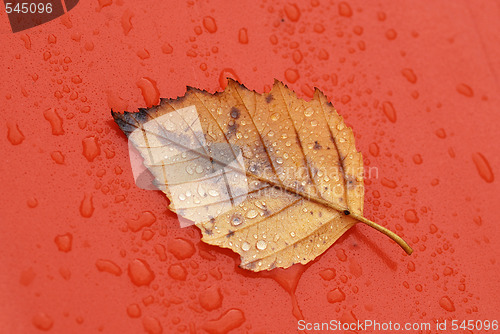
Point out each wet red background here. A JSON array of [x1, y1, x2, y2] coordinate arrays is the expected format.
[[1, 0, 499, 333]]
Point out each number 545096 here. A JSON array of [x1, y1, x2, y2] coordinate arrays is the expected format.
[[5, 2, 53, 14]]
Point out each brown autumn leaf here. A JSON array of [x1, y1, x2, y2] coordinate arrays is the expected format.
[[112, 79, 412, 272]]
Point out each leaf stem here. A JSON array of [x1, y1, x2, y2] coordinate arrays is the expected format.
[[349, 213, 413, 255]]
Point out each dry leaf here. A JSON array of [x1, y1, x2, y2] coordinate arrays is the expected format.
[[112, 79, 412, 272]]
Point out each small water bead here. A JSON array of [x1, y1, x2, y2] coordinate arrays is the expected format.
[[311, 120, 318, 127], [195, 165, 204, 174], [270, 113, 280, 121], [241, 242, 251, 251], [254, 201, 267, 210], [268, 130, 275, 137], [256, 240, 267, 250], [178, 194, 186, 201], [231, 213, 243, 226], [186, 166, 194, 175], [337, 123, 344, 131], [304, 107, 315, 117], [208, 189, 219, 197], [197, 184, 207, 197], [276, 158, 284, 165], [164, 121, 175, 131], [246, 210, 259, 219], [185, 191, 192, 197], [290, 231, 296, 237]]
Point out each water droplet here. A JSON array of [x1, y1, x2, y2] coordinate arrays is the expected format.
[[241, 242, 251, 251], [168, 238, 195, 259], [219, 68, 240, 89], [313, 23, 325, 33], [128, 259, 155, 286], [439, 296, 455, 312], [168, 263, 187, 281], [21, 34, 31, 50], [198, 184, 207, 197], [401, 68, 417, 83], [50, 151, 65, 164], [327, 288, 346, 303], [319, 268, 336, 280], [202, 309, 245, 334], [404, 209, 419, 223], [413, 154, 423, 164], [203, 16, 217, 33], [256, 240, 267, 250], [435, 128, 446, 138], [238, 28, 248, 44], [95, 259, 122, 276], [284, 3, 300, 22], [32, 312, 53, 331], [161, 43, 173, 54], [208, 189, 219, 197], [382, 101, 397, 122], [231, 213, 243, 226], [246, 210, 258, 219], [381, 178, 397, 188], [79, 193, 94, 218], [276, 157, 283, 165], [456, 83, 474, 97], [304, 107, 314, 117], [6, 121, 25, 145], [82, 136, 100, 162], [199, 285, 223, 311], [126, 211, 156, 232], [126, 304, 141, 318], [27, 197, 38, 208], [385, 29, 397, 40], [178, 194, 186, 201], [369, 143, 379, 157], [142, 316, 163, 334], [472, 152, 494, 183], [338, 2, 352, 17], [285, 68, 299, 83], [136, 77, 160, 108], [42, 108, 65, 135], [54, 233, 72, 252], [270, 113, 280, 121]]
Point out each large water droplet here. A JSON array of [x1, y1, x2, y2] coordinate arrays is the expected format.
[[256, 240, 267, 250], [246, 210, 258, 219], [472, 152, 494, 183]]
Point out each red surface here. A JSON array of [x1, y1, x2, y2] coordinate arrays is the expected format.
[[1, 1, 499, 333]]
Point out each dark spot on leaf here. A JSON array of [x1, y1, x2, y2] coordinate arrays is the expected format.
[[227, 230, 234, 238], [266, 94, 274, 103], [343, 210, 350, 215], [204, 228, 213, 235], [227, 121, 239, 137], [230, 107, 240, 119], [314, 141, 322, 150]]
